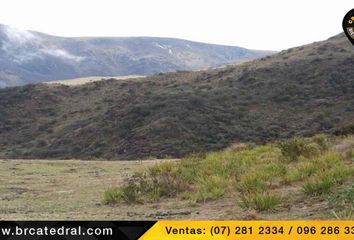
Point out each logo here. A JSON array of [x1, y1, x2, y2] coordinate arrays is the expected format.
[[343, 8, 354, 45]]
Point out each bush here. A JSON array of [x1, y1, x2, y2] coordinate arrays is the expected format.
[[302, 154, 350, 196], [104, 161, 191, 204], [237, 173, 267, 193], [103, 184, 141, 204], [278, 137, 321, 162], [103, 187, 123, 204], [239, 192, 282, 212], [284, 162, 319, 183], [334, 123, 354, 136], [145, 162, 190, 198], [312, 134, 329, 151], [191, 176, 227, 202], [303, 177, 334, 195]]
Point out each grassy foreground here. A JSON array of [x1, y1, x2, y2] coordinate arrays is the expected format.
[[105, 135, 354, 219], [0, 160, 162, 220], [0, 135, 353, 220]]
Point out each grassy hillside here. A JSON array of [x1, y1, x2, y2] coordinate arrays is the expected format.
[[104, 135, 354, 219], [0, 33, 353, 160]]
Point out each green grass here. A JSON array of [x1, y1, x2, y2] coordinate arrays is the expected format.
[[303, 177, 334, 195], [103, 135, 354, 220], [332, 210, 354, 220], [106, 135, 353, 208], [103, 187, 123, 204], [190, 175, 227, 202], [106, 144, 284, 203], [326, 183, 354, 219], [284, 162, 319, 183], [278, 136, 323, 162], [237, 173, 268, 193], [301, 153, 352, 196], [238, 192, 283, 212]]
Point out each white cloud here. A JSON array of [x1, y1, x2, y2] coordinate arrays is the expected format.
[[1, 25, 85, 63], [41, 48, 85, 62], [2, 25, 37, 44]]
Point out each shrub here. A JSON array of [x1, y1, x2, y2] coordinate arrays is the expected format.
[[103, 187, 123, 204], [237, 173, 267, 193], [103, 184, 141, 204], [192, 176, 227, 202], [118, 184, 141, 203], [322, 166, 351, 185], [239, 192, 282, 212], [145, 162, 190, 198], [311, 134, 329, 151], [303, 177, 334, 195], [334, 123, 354, 136], [278, 137, 320, 162], [284, 162, 319, 183]]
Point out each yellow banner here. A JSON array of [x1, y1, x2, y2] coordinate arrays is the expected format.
[[140, 221, 354, 240]]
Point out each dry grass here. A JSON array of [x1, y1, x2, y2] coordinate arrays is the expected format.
[[103, 135, 354, 218], [0, 136, 353, 220], [0, 159, 158, 220], [45, 75, 144, 86]]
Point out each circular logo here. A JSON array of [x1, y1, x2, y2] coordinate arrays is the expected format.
[[343, 8, 354, 45]]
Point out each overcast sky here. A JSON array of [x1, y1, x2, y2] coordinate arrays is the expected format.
[[0, 0, 352, 50]]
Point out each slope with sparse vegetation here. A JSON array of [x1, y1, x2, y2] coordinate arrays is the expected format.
[[0, 33, 353, 160]]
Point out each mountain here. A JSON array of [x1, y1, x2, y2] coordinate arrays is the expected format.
[[0, 33, 353, 160], [0, 24, 272, 87]]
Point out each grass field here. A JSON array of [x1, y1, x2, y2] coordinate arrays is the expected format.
[[0, 136, 353, 220], [0, 159, 159, 220]]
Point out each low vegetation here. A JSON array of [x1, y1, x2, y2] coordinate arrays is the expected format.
[[104, 135, 354, 215], [0, 34, 353, 160], [238, 193, 282, 212], [0, 135, 352, 220]]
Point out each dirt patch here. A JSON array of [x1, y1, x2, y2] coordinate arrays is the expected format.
[[0, 187, 30, 201]]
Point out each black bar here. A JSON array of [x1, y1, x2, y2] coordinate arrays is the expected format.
[[0, 221, 157, 240]]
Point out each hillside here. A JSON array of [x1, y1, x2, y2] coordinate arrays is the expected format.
[[0, 24, 271, 87], [0, 33, 353, 160]]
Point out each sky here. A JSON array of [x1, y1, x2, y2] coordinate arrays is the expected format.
[[0, 0, 352, 51]]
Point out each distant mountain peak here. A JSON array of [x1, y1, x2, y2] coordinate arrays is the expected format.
[[0, 33, 352, 160], [0, 24, 273, 88]]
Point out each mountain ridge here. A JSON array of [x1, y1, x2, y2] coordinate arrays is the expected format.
[[0, 24, 273, 87], [0, 33, 352, 160]]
